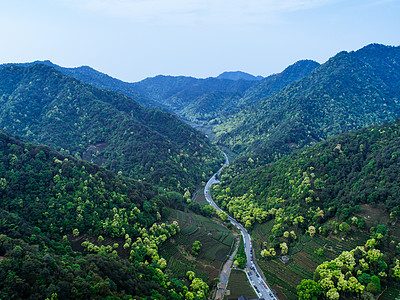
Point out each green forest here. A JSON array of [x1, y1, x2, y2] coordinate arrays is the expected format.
[[2, 43, 400, 300], [0, 130, 211, 299], [0, 64, 224, 193], [213, 44, 400, 164], [212, 119, 400, 298]]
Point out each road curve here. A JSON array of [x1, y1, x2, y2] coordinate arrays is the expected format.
[[205, 152, 277, 300]]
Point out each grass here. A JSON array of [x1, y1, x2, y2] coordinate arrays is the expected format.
[[160, 208, 235, 285], [225, 270, 257, 300]]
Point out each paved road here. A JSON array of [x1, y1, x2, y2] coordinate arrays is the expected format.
[[205, 153, 277, 300]]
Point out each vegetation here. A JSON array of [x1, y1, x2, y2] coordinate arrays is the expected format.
[[214, 44, 400, 164], [133, 75, 256, 123], [159, 208, 235, 286], [2, 43, 400, 299], [0, 130, 209, 299], [5, 60, 318, 125], [192, 241, 203, 256], [0, 60, 159, 108], [238, 59, 320, 106], [297, 238, 396, 299], [233, 236, 246, 269], [225, 269, 258, 300], [213, 119, 400, 235], [0, 63, 224, 192], [212, 119, 400, 297]]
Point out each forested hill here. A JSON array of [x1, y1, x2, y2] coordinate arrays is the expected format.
[[132, 75, 256, 122], [214, 119, 400, 228], [0, 129, 206, 299], [2, 60, 319, 124], [0, 60, 159, 108], [178, 60, 319, 123], [214, 43, 400, 162], [212, 119, 400, 299], [216, 71, 263, 81], [239, 59, 320, 105], [0, 64, 223, 192]]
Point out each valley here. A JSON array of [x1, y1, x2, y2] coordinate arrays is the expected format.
[[204, 156, 277, 300], [1, 43, 400, 300]]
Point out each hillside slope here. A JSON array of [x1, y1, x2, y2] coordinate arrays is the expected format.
[[133, 75, 256, 121], [2, 60, 318, 124], [0, 129, 204, 299], [239, 59, 320, 105], [179, 60, 319, 123], [212, 119, 400, 298], [0, 64, 223, 191], [214, 44, 400, 162], [1, 60, 159, 108]]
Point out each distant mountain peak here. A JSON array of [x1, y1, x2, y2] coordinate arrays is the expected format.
[[216, 71, 263, 81]]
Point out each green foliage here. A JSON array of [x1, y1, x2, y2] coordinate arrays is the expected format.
[[226, 269, 258, 300], [339, 222, 351, 234], [366, 275, 381, 294], [305, 244, 390, 299], [214, 44, 400, 165], [191, 240, 202, 256], [213, 119, 400, 236], [133, 75, 255, 123], [0, 64, 223, 192], [0, 130, 204, 299], [0, 130, 164, 239], [297, 279, 322, 300], [233, 236, 246, 269], [316, 248, 324, 256], [17, 60, 317, 125]]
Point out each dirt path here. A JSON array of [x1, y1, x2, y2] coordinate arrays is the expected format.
[[214, 235, 240, 300]]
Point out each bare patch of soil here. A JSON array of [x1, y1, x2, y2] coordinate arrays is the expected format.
[[82, 142, 108, 165], [355, 203, 390, 228]]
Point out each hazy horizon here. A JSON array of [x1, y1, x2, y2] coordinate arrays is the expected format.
[[1, 0, 399, 82]]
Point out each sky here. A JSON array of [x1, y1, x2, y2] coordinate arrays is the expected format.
[[0, 0, 399, 82]]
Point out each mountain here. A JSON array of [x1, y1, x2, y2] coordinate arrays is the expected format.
[[132, 75, 256, 113], [214, 44, 400, 161], [215, 119, 400, 227], [0, 129, 209, 299], [133, 61, 319, 123], [216, 71, 263, 81], [179, 61, 320, 123], [212, 119, 400, 298], [1, 60, 318, 124], [0, 60, 160, 108], [0, 64, 224, 192], [239, 60, 320, 105]]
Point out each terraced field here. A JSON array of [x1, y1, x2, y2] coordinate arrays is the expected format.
[[249, 221, 372, 299], [160, 208, 235, 285], [225, 270, 258, 300]]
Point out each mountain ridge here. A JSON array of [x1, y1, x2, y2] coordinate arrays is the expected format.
[[0, 63, 223, 192], [214, 43, 400, 162], [216, 70, 263, 81]]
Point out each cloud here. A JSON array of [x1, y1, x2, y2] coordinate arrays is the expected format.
[[63, 0, 339, 25]]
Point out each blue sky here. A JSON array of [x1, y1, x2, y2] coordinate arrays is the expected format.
[[0, 0, 399, 82]]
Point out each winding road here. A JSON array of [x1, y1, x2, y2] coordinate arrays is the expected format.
[[205, 152, 277, 300]]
